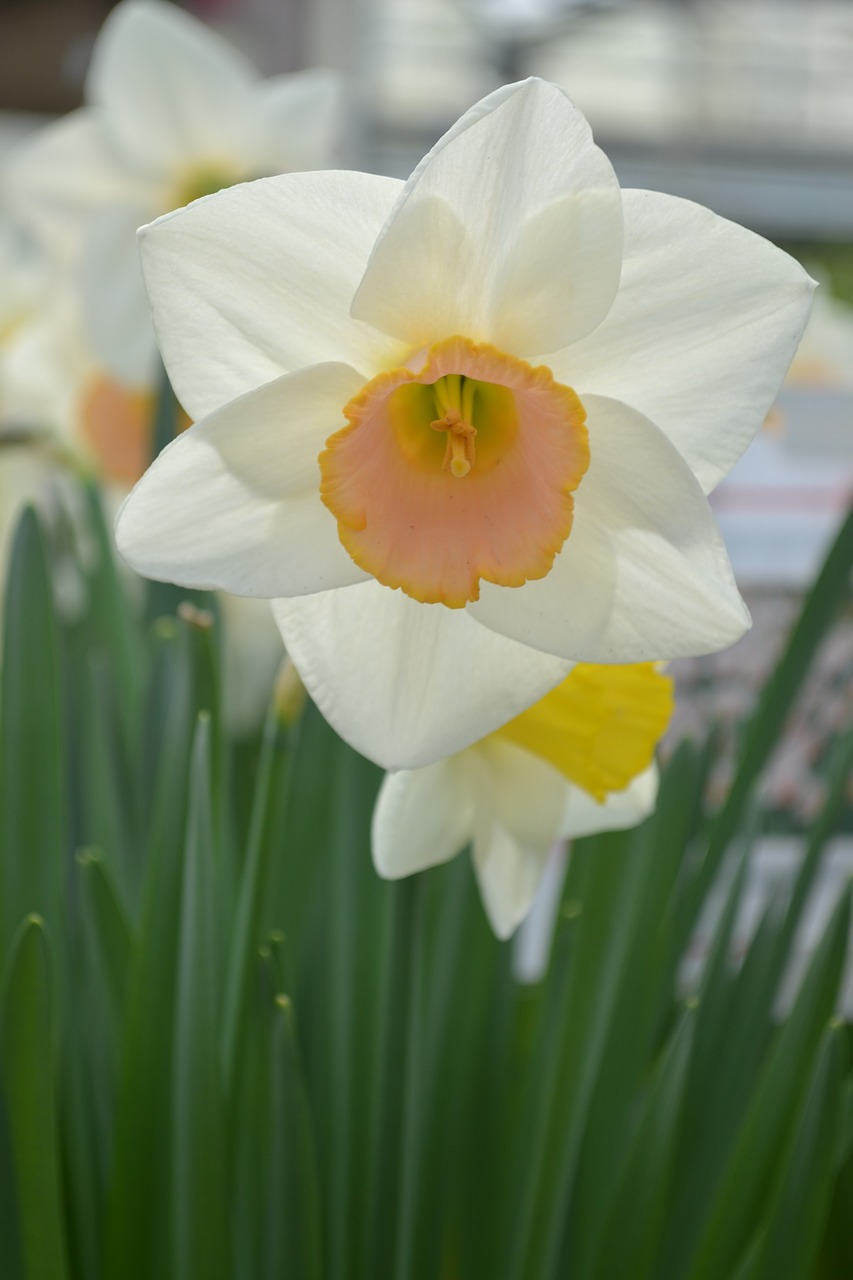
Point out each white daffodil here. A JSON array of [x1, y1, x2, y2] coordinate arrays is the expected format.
[[373, 662, 674, 938], [116, 77, 814, 770], [0, 274, 284, 732], [6, 0, 339, 385], [0, 281, 163, 495]]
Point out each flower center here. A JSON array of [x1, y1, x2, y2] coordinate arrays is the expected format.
[[172, 167, 238, 211], [493, 663, 675, 802], [432, 408, 474, 478], [319, 336, 589, 608], [428, 374, 481, 477]]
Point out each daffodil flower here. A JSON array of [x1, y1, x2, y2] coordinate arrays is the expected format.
[[116, 77, 813, 769], [6, 0, 339, 385], [373, 662, 674, 938]]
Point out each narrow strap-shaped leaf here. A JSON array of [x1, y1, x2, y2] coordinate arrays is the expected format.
[[134, 615, 197, 898], [648, 735, 720, 1001], [75, 850, 132, 1034], [727, 1235, 763, 1280], [182, 605, 232, 983], [263, 994, 323, 1280], [103, 620, 195, 1280], [719, 722, 853, 1095], [392, 877, 430, 1280], [685, 886, 851, 1280], [837, 1076, 853, 1170], [505, 825, 649, 1280], [677, 503, 853, 949], [0, 915, 69, 1280], [230, 946, 276, 1280], [72, 653, 136, 903], [678, 830, 765, 1140], [404, 853, 495, 1280], [690, 846, 750, 1057], [61, 849, 134, 1277], [172, 715, 230, 1280], [231, 936, 320, 1278], [59, 1012, 105, 1280], [263, 699, 341, 958], [222, 698, 298, 1095], [751, 1023, 845, 1280], [567, 746, 716, 1276], [364, 875, 420, 1280], [817, 1075, 853, 1278], [0, 509, 66, 965], [665, 899, 777, 1275], [79, 481, 143, 748], [665, 727, 853, 1277], [592, 1007, 696, 1280], [323, 739, 384, 1280]]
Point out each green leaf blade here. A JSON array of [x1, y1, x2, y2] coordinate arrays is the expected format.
[[0, 916, 70, 1280], [172, 715, 231, 1280]]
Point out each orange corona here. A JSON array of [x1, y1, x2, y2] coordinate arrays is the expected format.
[[319, 335, 590, 608]]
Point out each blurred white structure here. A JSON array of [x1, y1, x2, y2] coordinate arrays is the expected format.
[[370, 0, 853, 235], [712, 289, 853, 587]]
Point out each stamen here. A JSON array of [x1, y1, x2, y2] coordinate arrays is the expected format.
[[430, 407, 477, 478], [461, 377, 475, 424], [434, 374, 462, 417]]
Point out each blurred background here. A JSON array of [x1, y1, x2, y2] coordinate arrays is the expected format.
[[1, 0, 851, 901]]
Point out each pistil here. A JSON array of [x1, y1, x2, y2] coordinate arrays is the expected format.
[[430, 407, 477, 478]]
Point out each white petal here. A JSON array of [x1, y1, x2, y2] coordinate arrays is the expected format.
[[468, 742, 565, 938], [489, 188, 623, 355], [2, 295, 91, 435], [5, 111, 151, 266], [351, 78, 622, 354], [371, 759, 473, 878], [468, 394, 751, 661], [272, 581, 572, 770], [257, 70, 341, 172], [477, 739, 567, 850], [472, 824, 549, 940], [115, 362, 369, 596], [80, 205, 160, 386], [87, 0, 261, 179], [138, 170, 407, 421], [557, 189, 815, 494], [561, 764, 659, 839]]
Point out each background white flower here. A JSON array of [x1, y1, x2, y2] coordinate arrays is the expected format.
[[5, 0, 340, 386], [372, 662, 673, 938], [0, 220, 285, 736]]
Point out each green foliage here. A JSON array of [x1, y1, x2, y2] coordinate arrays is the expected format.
[[0, 492, 852, 1280]]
